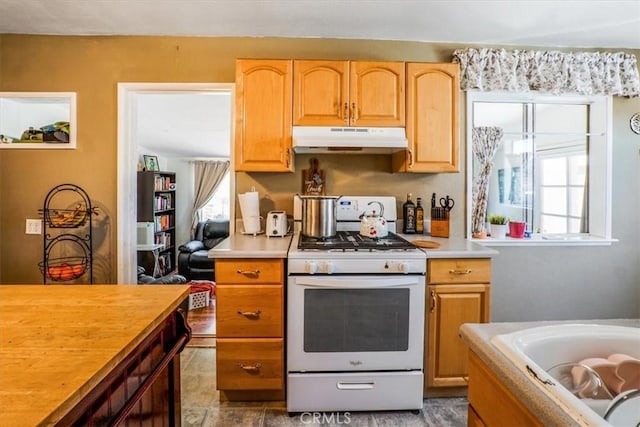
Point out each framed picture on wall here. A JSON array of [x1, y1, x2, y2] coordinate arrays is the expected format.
[[143, 155, 159, 171]]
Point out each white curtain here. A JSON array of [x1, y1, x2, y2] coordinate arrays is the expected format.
[[190, 160, 230, 236], [453, 48, 640, 97], [471, 127, 504, 235]]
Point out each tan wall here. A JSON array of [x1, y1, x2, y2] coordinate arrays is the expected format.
[[0, 34, 639, 296], [0, 35, 469, 284]]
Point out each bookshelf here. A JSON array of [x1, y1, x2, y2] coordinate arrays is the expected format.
[[137, 171, 176, 276]]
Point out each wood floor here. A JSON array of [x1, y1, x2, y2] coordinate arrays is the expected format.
[[186, 297, 216, 347]]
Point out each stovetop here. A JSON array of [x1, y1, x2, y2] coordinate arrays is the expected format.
[[298, 231, 415, 251]]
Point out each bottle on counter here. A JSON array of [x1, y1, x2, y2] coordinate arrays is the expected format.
[[402, 193, 416, 234], [416, 197, 424, 234]]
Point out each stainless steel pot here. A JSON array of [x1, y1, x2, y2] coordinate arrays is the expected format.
[[297, 194, 342, 238]]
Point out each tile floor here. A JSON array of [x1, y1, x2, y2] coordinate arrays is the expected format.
[[180, 347, 468, 426]]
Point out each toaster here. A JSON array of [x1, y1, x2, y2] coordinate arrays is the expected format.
[[266, 210, 288, 237]]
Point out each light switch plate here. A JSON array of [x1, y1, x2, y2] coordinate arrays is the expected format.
[[26, 219, 42, 234]]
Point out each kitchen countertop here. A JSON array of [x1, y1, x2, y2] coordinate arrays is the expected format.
[[0, 284, 190, 426], [208, 233, 293, 258], [208, 232, 493, 259], [459, 318, 640, 427], [398, 234, 499, 258]]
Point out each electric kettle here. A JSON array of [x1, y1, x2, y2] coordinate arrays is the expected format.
[[266, 211, 288, 237]]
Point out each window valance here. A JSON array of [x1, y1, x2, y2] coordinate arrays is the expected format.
[[452, 48, 640, 97]]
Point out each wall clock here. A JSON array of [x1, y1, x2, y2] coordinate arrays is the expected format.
[[631, 112, 640, 135]]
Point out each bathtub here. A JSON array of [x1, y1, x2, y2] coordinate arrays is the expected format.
[[491, 324, 640, 427]]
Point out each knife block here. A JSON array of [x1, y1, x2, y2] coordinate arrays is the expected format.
[[430, 209, 450, 238]]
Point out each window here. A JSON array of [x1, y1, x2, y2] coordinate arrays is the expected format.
[[198, 171, 230, 220], [467, 91, 613, 244]]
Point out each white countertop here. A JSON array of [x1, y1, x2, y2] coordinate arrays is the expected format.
[[397, 234, 499, 258], [208, 232, 495, 260], [459, 319, 640, 427], [208, 233, 293, 258]]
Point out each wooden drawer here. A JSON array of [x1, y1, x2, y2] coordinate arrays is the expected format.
[[216, 285, 283, 337], [428, 259, 491, 284], [215, 259, 283, 284], [216, 338, 284, 390]]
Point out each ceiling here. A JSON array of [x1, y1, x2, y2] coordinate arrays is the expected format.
[[134, 92, 232, 158], [3, 1, 639, 158], [1, 0, 639, 49]]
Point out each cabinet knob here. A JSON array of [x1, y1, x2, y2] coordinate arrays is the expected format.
[[344, 102, 349, 124], [237, 309, 261, 318], [408, 150, 414, 168], [351, 102, 358, 123], [430, 290, 436, 313], [286, 148, 291, 168]]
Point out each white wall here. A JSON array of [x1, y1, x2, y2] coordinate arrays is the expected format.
[[490, 97, 640, 321]]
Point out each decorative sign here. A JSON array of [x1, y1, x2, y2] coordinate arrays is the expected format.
[[302, 158, 325, 195]]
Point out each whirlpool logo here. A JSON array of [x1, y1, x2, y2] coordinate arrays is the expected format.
[[300, 412, 351, 424]]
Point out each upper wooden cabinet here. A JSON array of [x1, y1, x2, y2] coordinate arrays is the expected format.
[[392, 63, 460, 173], [235, 59, 294, 172], [293, 60, 405, 127]]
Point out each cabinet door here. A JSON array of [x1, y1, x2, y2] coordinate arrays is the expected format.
[[427, 283, 490, 387], [215, 259, 284, 284], [392, 63, 459, 173], [216, 338, 284, 390], [350, 61, 405, 127], [216, 285, 284, 337], [293, 60, 349, 126], [428, 259, 491, 284], [235, 59, 293, 172]]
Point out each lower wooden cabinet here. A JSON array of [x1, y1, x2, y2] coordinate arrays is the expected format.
[[426, 258, 491, 392], [217, 338, 284, 390], [214, 258, 285, 401], [467, 351, 543, 426]]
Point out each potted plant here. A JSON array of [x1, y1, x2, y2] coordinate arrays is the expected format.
[[487, 214, 509, 239]]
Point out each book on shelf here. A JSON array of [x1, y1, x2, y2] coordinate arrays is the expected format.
[[154, 175, 174, 192], [154, 215, 173, 231], [155, 231, 171, 248], [154, 194, 173, 211]]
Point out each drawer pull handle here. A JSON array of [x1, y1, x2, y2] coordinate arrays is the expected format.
[[337, 381, 374, 390], [449, 269, 472, 275], [238, 362, 262, 372], [237, 309, 261, 318], [236, 269, 260, 277]]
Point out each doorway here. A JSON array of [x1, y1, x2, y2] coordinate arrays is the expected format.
[[117, 82, 235, 284]]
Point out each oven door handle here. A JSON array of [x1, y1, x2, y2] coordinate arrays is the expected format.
[[294, 277, 419, 288]]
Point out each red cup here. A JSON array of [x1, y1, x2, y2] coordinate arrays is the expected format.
[[509, 221, 526, 238]]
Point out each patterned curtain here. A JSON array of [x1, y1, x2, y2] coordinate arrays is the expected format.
[[453, 48, 640, 97], [190, 160, 230, 236], [472, 127, 504, 235]]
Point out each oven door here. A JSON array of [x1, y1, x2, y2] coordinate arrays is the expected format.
[[287, 274, 425, 372]]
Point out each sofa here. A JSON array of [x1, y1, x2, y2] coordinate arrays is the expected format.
[[177, 219, 229, 281]]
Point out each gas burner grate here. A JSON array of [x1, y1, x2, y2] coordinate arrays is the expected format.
[[298, 231, 415, 251]]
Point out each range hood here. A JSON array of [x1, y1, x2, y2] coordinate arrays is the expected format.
[[292, 126, 408, 154]]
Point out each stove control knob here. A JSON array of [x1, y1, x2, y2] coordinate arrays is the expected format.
[[322, 262, 335, 274], [306, 261, 318, 274], [398, 262, 411, 274]]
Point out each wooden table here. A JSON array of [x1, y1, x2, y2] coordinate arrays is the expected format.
[[0, 284, 190, 426]]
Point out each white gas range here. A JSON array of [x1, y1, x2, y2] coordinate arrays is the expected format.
[[287, 196, 426, 414]]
